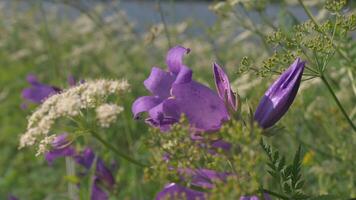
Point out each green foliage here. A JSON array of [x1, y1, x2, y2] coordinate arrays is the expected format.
[[261, 139, 308, 199]]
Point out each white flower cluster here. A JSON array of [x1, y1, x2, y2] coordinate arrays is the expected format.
[[96, 103, 124, 128], [19, 79, 130, 155]]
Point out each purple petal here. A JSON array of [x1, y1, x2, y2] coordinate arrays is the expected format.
[[74, 148, 95, 169], [211, 140, 232, 152], [8, 195, 19, 200], [188, 169, 229, 189], [26, 74, 38, 84], [213, 63, 237, 111], [96, 159, 115, 188], [254, 58, 305, 129], [144, 67, 175, 98], [91, 177, 108, 200], [171, 81, 229, 131], [145, 99, 180, 130], [45, 133, 76, 165], [45, 146, 76, 165], [174, 65, 192, 84], [22, 75, 61, 104], [166, 46, 190, 75], [132, 96, 162, 119], [156, 183, 206, 200]]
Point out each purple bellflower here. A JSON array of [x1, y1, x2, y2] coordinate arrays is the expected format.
[[132, 46, 236, 132], [22, 74, 61, 104], [254, 58, 305, 129]]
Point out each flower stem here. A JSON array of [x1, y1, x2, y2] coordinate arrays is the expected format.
[[91, 131, 147, 167], [321, 75, 356, 132], [66, 157, 78, 200], [157, 0, 172, 48]]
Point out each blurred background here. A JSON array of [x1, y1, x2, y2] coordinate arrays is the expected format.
[[0, 0, 355, 199]]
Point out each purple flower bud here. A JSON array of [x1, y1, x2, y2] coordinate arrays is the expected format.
[[156, 183, 205, 200], [254, 58, 305, 129], [213, 63, 237, 111]]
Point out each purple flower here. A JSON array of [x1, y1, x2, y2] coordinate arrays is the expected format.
[[132, 46, 230, 131], [240, 193, 272, 200], [45, 133, 76, 165], [156, 183, 206, 200], [254, 58, 305, 129], [74, 148, 95, 169], [21, 74, 61, 104], [213, 63, 237, 111]]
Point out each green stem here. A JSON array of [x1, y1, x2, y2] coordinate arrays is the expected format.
[[262, 189, 289, 200], [157, 0, 172, 48], [91, 131, 147, 167], [321, 75, 356, 132]]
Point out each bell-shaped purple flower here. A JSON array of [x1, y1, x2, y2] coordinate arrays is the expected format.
[[45, 133, 76, 165], [213, 63, 237, 111], [156, 183, 206, 200], [21, 74, 61, 104], [254, 58, 305, 129], [132, 46, 229, 132]]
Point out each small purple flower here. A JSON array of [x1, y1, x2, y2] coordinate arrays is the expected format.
[[254, 58, 305, 129], [132, 46, 229, 132], [21, 74, 61, 104], [156, 183, 206, 200], [45, 133, 76, 165], [8, 195, 18, 200], [213, 63, 237, 111]]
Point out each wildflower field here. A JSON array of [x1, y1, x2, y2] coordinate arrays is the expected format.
[[0, 0, 355, 199]]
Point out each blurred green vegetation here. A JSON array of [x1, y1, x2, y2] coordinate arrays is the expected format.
[[0, 0, 355, 199]]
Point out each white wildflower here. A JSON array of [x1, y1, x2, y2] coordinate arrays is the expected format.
[[96, 104, 124, 128], [19, 79, 130, 155]]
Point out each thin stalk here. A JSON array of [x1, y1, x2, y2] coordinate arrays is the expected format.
[[91, 131, 147, 167], [262, 189, 289, 200], [157, 0, 172, 48], [321, 75, 356, 132], [66, 157, 78, 200]]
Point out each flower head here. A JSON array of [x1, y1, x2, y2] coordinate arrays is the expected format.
[[132, 46, 230, 132], [254, 58, 305, 129]]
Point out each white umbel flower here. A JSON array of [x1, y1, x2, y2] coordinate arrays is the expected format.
[[96, 103, 124, 128], [19, 79, 130, 155]]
